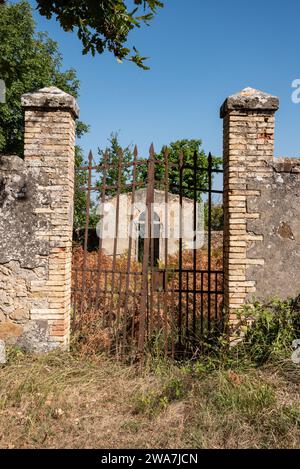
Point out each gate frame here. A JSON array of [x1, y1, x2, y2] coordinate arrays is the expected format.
[[72, 144, 224, 356]]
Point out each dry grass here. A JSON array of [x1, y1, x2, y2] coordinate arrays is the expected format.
[[0, 350, 299, 449]]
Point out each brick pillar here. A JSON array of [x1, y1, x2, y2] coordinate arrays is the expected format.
[[21, 87, 79, 349], [220, 87, 279, 336]]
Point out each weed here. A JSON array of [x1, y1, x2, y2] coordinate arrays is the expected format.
[[132, 374, 190, 418], [120, 420, 141, 434], [213, 372, 276, 419], [234, 296, 300, 365]]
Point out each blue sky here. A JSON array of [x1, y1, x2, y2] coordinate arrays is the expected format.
[[26, 0, 300, 159]]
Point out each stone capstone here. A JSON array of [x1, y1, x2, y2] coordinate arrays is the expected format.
[[220, 87, 279, 118], [21, 86, 79, 118]]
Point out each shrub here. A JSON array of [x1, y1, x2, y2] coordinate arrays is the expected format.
[[235, 296, 300, 365]]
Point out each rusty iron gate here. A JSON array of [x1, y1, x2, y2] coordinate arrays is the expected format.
[[72, 145, 224, 359]]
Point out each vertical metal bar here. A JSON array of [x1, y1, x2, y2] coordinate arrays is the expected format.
[[163, 147, 169, 355], [207, 152, 212, 331], [170, 271, 176, 359], [200, 271, 204, 335], [221, 167, 225, 333], [185, 271, 189, 344], [72, 267, 78, 327], [178, 151, 184, 346], [215, 272, 218, 322], [80, 150, 93, 315], [116, 271, 123, 356], [88, 269, 93, 310], [109, 149, 124, 329], [149, 153, 155, 338], [116, 270, 123, 323], [131, 272, 138, 345], [122, 146, 138, 354], [96, 150, 109, 307], [221, 274, 225, 333], [157, 288, 161, 332], [102, 270, 108, 328], [138, 144, 155, 353], [192, 150, 197, 336]]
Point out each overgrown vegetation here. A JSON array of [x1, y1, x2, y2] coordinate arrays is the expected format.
[[71, 244, 223, 358], [0, 297, 299, 448], [234, 296, 300, 365]]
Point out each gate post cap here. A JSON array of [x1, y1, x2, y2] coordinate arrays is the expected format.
[[21, 86, 79, 118], [220, 87, 279, 118]]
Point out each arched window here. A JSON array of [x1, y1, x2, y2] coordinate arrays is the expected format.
[[138, 211, 160, 266]]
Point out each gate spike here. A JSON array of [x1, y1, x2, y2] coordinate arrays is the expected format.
[[149, 143, 155, 158], [164, 145, 169, 158], [133, 144, 138, 158], [88, 150, 93, 165]]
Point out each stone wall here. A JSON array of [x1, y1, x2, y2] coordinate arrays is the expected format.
[[246, 157, 300, 299], [0, 154, 50, 349], [0, 87, 78, 351], [221, 87, 300, 328]]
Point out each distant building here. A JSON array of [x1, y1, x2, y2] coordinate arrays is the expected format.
[[96, 188, 204, 264]]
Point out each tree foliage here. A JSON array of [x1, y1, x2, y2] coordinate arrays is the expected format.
[[0, 0, 88, 155], [0, 0, 89, 229], [138, 139, 222, 200], [34, 0, 164, 70], [96, 137, 222, 201], [97, 132, 133, 197]]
